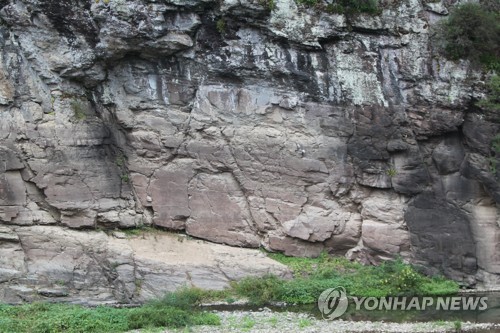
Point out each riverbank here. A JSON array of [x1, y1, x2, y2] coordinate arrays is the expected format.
[[228, 253, 460, 305], [137, 309, 500, 333], [2, 253, 497, 333]]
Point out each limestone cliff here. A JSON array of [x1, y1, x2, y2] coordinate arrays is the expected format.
[[0, 0, 498, 303]]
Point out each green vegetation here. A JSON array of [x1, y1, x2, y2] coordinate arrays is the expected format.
[[293, 0, 380, 15], [122, 225, 152, 236], [0, 289, 220, 333], [478, 74, 500, 112], [120, 225, 180, 238], [436, 1, 499, 70], [127, 289, 220, 329], [259, 0, 276, 11], [232, 253, 459, 305], [70, 99, 87, 121], [325, 0, 380, 16], [240, 315, 256, 331], [115, 155, 125, 167], [298, 317, 312, 328], [268, 316, 278, 327], [119, 227, 191, 243], [114, 153, 131, 184], [216, 18, 225, 34], [386, 167, 398, 177]]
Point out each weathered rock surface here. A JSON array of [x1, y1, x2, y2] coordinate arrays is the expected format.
[[0, 226, 290, 304], [0, 0, 498, 303]]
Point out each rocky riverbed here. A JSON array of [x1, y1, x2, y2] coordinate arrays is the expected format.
[[134, 309, 500, 332]]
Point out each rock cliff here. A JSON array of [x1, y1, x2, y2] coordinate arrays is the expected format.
[[0, 0, 498, 303]]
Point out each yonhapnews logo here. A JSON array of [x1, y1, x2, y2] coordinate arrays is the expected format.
[[318, 287, 488, 320], [317, 287, 349, 320]]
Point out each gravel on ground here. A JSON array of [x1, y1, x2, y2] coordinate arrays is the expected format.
[[135, 308, 500, 333]]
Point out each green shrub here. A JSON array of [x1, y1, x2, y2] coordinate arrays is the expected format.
[[232, 275, 283, 305], [268, 251, 362, 278], [436, 2, 499, 69], [121, 174, 129, 183], [259, 0, 276, 10], [7, 304, 129, 333], [298, 318, 312, 328], [216, 18, 225, 34], [148, 287, 204, 310], [240, 315, 256, 330], [70, 99, 88, 121], [386, 167, 398, 177], [478, 75, 500, 112], [190, 312, 221, 326], [115, 155, 125, 167], [127, 306, 191, 329], [126, 304, 220, 329], [253, 253, 459, 304], [280, 278, 338, 304], [418, 276, 460, 296], [382, 264, 422, 294]]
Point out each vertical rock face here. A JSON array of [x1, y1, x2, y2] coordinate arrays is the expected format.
[[405, 194, 477, 283], [0, 0, 498, 303]]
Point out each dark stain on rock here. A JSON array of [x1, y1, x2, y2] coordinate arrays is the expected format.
[[196, 15, 226, 52], [0, 0, 9, 10], [405, 193, 477, 282], [40, 0, 98, 47]]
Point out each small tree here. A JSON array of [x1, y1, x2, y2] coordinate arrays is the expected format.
[[436, 2, 500, 70]]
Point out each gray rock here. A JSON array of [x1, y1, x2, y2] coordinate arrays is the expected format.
[[0, 226, 290, 304], [0, 226, 19, 242], [432, 135, 465, 175], [186, 173, 260, 247], [38, 288, 70, 298], [425, 2, 448, 15]]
